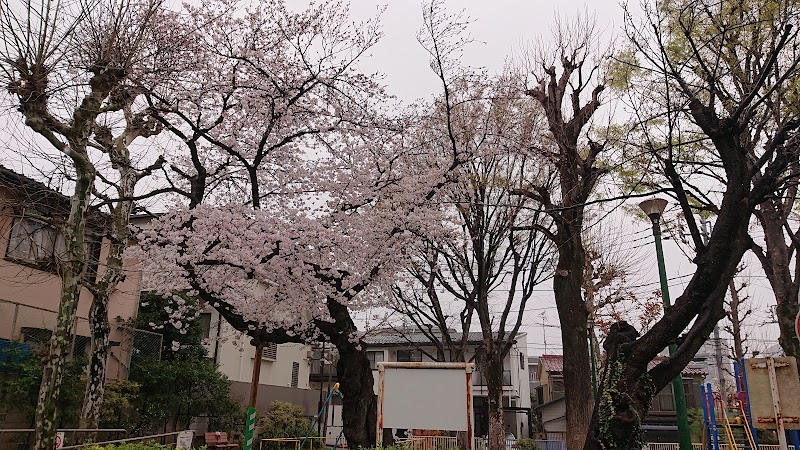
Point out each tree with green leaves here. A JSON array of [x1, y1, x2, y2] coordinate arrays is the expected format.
[[580, 0, 800, 448]]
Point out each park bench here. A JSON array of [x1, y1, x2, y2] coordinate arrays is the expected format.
[[205, 432, 239, 450]]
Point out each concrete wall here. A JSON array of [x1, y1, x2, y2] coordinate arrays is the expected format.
[[228, 382, 322, 416]]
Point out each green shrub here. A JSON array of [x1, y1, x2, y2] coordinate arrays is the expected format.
[[515, 439, 535, 450], [82, 442, 195, 450], [257, 401, 316, 450]]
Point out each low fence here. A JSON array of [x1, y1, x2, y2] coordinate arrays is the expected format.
[[0, 429, 127, 450], [403, 437, 795, 450], [400, 437, 563, 450], [649, 445, 794, 450]]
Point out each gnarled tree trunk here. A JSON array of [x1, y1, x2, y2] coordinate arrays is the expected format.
[[325, 300, 376, 449]]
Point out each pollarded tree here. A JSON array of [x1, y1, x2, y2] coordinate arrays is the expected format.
[[580, 0, 800, 448], [514, 15, 612, 450], [0, 0, 184, 446]]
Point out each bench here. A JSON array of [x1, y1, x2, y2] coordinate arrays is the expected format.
[[205, 432, 239, 449]]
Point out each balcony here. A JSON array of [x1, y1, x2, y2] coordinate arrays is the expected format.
[[472, 370, 512, 386], [309, 358, 338, 382]]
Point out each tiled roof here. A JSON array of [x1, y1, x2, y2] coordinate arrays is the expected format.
[[539, 354, 564, 373], [0, 165, 108, 228], [537, 354, 707, 376]]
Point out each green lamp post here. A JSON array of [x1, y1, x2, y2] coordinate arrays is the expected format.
[[639, 198, 692, 450]]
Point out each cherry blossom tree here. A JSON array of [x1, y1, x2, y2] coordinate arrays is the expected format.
[[134, 1, 480, 446]]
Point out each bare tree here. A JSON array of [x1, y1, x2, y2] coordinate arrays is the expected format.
[[393, 92, 554, 450], [514, 15, 611, 450]]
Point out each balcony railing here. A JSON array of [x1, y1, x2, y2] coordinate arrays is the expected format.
[[472, 370, 512, 386], [309, 359, 338, 381]]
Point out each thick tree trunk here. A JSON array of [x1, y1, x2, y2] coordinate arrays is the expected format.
[[485, 355, 506, 450], [755, 206, 800, 373], [34, 168, 95, 450], [583, 323, 653, 450], [554, 227, 593, 450], [324, 299, 376, 449], [334, 341, 376, 449], [81, 167, 136, 429], [776, 300, 800, 371]]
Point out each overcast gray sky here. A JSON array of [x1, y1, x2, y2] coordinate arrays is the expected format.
[[342, 0, 782, 358], [346, 0, 622, 102]]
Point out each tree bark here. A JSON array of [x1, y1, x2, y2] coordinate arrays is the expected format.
[[80, 297, 110, 429], [484, 353, 506, 450], [81, 143, 140, 429], [754, 204, 800, 372], [554, 226, 593, 450], [324, 299, 376, 449], [583, 322, 654, 450], [34, 164, 95, 450]]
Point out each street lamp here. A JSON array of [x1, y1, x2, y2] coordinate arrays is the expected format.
[[639, 198, 692, 450]]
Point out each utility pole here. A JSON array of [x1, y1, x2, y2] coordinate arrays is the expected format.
[[700, 218, 727, 394]]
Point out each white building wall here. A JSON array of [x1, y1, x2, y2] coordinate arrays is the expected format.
[[202, 309, 312, 390]]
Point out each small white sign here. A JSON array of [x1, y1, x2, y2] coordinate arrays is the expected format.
[[55, 432, 65, 450], [176, 430, 195, 449]]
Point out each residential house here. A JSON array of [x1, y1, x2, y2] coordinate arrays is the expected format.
[[0, 166, 144, 426], [309, 330, 533, 442], [534, 354, 706, 442], [198, 308, 320, 415]]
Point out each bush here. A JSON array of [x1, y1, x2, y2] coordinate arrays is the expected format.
[[515, 439, 535, 450], [257, 401, 316, 450], [83, 442, 177, 450]]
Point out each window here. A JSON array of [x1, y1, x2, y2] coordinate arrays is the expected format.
[[199, 313, 212, 339], [519, 353, 525, 367], [683, 379, 697, 408], [262, 343, 278, 360], [550, 378, 565, 400], [6, 217, 65, 265], [396, 349, 422, 362], [5, 216, 101, 280], [652, 385, 675, 412], [83, 237, 102, 283], [21, 327, 52, 345], [366, 351, 384, 369], [291, 361, 300, 388]]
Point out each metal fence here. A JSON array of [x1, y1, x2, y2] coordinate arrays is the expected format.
[[0, 429, 127, 450], [0, 298, 163, 379], [402, 436, 798, 450], [651, 445, 795, 450]]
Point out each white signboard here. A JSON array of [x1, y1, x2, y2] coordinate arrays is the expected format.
[[176, 430, 195, 449], [743, 357, 800, 430], [377, 362, 474, 433]]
